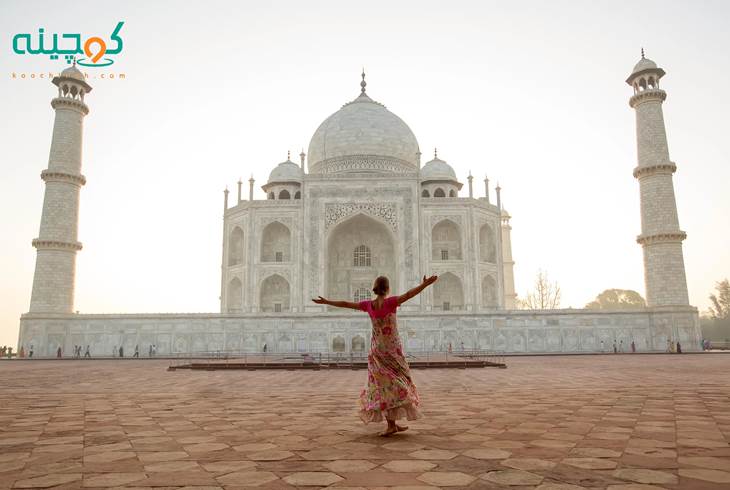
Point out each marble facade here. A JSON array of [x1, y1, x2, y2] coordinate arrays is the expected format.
[[19, 60, 703, 356]]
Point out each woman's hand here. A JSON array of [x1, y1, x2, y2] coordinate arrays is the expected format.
[[312, 296, 329, 305], [422, 274, 438, 286]]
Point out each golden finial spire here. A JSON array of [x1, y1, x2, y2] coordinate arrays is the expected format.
[[360, 68, 367, 94]]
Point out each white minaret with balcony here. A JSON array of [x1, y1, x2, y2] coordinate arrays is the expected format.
[[627, 51, 689, 307], [501, 208, 517, 309], [28, 64, 92, 313]]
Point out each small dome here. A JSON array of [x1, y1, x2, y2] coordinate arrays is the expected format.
[[61, 64, 85, 82], [420, 157, 457, 182], [626, 54, 665, 85], [631, 57, 657, 75], [267, 159, 302, 183]]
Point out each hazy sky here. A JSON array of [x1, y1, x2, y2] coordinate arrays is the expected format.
[[1, 0, 729, 346]]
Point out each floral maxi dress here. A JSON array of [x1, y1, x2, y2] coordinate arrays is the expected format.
[[357, 296, 422, 423]]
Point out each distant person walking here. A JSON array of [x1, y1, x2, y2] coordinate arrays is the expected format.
[[613, 340, 617, 354], [29, 345, 34, 358], [133, 345, 139, 358], [619, 340, 624, 353], [313, 274, 437, 436], [676, 342, 682, 354], [600, 339, 605, 353], [56, 346, 62, 358], [631, 340, 636, 353], [84, 345, 91, 358], [119, 346, 124, 358]]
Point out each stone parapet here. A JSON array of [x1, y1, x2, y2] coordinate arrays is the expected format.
[[18, 307, 702, 357]]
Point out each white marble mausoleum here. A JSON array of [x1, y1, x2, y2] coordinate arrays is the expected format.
[[18, 57, 702, 356]]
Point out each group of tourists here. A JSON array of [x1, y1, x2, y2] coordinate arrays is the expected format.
[[9, 343, 162, 359], [111, 344, 156, 358], [599, 339, 637, 353], [72, 345, 91, 358], [666, 339, 683, 353]]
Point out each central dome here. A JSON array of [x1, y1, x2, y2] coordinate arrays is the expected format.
[[307, 82, 420, 174]]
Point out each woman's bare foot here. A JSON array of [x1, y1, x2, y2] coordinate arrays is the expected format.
[[379, 426, 398, 437], [380, 420, 399, 437], [396, 424, 409, 432]]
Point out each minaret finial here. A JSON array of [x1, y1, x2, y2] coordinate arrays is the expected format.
[[641, 47, 645, 59], [360, 68, 367, 94], [287, 150, 290, 161], [434, 148, 438, 159]]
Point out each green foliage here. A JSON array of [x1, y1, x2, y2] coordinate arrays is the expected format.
[[708, 279, 730, 320], [585, 289, 646, 310]]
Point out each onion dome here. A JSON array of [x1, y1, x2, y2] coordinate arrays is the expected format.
[[307, 71, 420, 174], [420, 155, 457, 182], [267, 157, 303, 184]]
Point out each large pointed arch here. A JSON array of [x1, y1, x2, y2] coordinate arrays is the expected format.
[[433, 272, 464, 311], [326, 213, 396, 305], [259, 274, 290, 312], [228, 226, 244, 266], [479, 223, 496, 263], [432, 219, 462, 261], [227, 277, 243, 312], [482, 275, 498, 308], [261, 221, 291, 262]]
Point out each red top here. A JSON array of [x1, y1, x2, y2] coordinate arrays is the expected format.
[[359, 296, 399, 319]]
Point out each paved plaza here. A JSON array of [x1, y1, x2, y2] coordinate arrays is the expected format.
[[1, 355, 729, 489]]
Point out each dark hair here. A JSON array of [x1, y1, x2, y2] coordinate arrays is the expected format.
[[372, 276, 390, 296]]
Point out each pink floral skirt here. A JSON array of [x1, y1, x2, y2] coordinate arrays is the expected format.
[[358, 350, 423, 423]]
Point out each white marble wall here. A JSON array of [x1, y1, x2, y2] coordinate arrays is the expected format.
[[222, 176, 507, 316], [18, 306, 702, 357]]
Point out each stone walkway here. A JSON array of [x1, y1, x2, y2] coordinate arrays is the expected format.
[[0, 354, 729, 489]]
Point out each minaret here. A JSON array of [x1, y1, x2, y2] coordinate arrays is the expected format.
[[28, 64, 92, 313], [626, 51, 689, 307], [501, 208, 517, 309]]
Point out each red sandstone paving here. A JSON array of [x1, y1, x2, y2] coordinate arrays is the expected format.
[[0, 355, 729, 489]]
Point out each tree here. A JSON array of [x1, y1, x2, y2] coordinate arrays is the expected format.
[[585, 289, 646, 310], [519, 270, 561, 309], [708, 279, 730, 320]]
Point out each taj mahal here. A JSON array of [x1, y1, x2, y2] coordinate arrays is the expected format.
[[18, 54, 702, 356]]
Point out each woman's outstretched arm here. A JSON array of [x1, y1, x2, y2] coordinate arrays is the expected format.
[[397, 275, 438, 305], [312, 296, 361, 310]]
